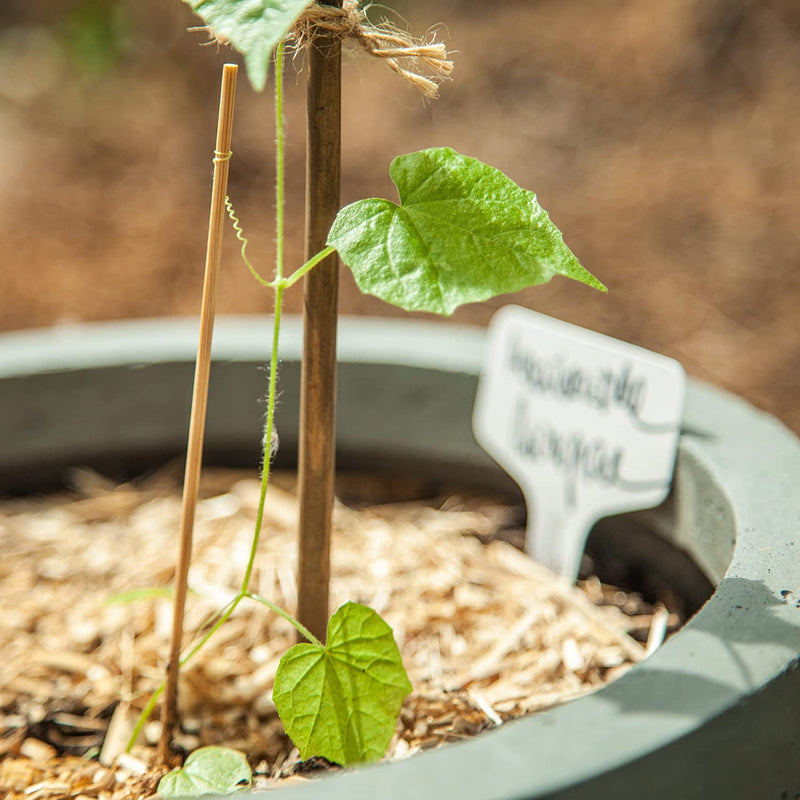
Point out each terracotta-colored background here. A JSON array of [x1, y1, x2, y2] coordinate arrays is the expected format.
[[2, 0, 799, 431]]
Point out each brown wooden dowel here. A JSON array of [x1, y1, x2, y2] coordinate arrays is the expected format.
[[296, 1, 343, 645]]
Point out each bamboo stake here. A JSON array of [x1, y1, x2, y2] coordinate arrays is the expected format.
[[158, 63, 238, 763], [296, 1, 342, 644]]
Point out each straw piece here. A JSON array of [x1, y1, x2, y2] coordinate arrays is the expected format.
[[645, 604, 670, 655]]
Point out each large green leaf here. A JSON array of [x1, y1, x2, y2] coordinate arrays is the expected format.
[[157, 746, 252, 797], [273, 602, 412, 766], [184, 0, 313, 91], [328, 147, 606, 315]]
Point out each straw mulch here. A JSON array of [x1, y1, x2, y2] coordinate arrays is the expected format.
[[0, 467, 678, 798]]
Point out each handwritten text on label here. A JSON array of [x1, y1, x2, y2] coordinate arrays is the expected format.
[[473, 306, 686, 579]]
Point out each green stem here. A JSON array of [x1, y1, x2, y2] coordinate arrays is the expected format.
[[179, 595, 243, 665], [282, 245, 337, 289], [127, 595, 241, 752], [240, 284, 283, 592], [246, 592, 323, 647], [128, 683, 164, 751], [275, 41, 285, 284], [226, 196, 271, 287], [240, 40, 287, 594]]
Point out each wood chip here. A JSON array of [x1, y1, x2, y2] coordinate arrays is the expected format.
[[645, 604, 671, 655], [99, 704, 136, 767], [19, 740, 56, 762]]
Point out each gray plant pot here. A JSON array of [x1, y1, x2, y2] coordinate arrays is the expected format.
[[1, 316, 799, 800]]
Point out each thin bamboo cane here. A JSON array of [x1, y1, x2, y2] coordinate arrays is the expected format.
[[158, 63, 238, 763]]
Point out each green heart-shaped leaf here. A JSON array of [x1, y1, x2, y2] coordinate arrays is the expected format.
[[157, 746, 252, 797], [273, 602, 412, 766], [328, 147, 606, 315], [184, 0, 313, 91]]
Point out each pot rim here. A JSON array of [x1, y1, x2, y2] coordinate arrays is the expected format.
[[2, 315, 799, 799]]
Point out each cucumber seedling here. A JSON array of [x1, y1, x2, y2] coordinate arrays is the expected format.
[[151, 0, 605, 782]]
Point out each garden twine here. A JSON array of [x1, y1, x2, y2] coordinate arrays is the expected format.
[[289, 1, 453, 99], [199, 1, 453, 99]]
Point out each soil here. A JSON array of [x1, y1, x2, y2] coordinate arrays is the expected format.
[[0, 467, 681, 798], [2, 0, 800, 432]]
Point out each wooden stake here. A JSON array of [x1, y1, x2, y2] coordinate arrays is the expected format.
[[296, 1, 342, 644], [158, 63, 238, 764]]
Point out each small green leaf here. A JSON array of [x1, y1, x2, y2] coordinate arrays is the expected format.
[[328, 147, 606, 315], [184, 0, 313, 91], [158, 746, 252, 797], [273, 602, 412, 766]]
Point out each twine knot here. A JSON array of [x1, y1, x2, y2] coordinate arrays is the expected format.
[[289, 1, 453, 99], [194, 2, 453, 99]]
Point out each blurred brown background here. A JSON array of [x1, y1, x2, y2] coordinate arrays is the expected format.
[[1, 0, 799, 431]]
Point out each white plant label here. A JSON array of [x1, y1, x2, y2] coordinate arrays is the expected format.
[[473, 306, 686, 579]]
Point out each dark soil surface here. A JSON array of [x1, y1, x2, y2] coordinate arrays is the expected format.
[[2, 0, 800, 432]]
